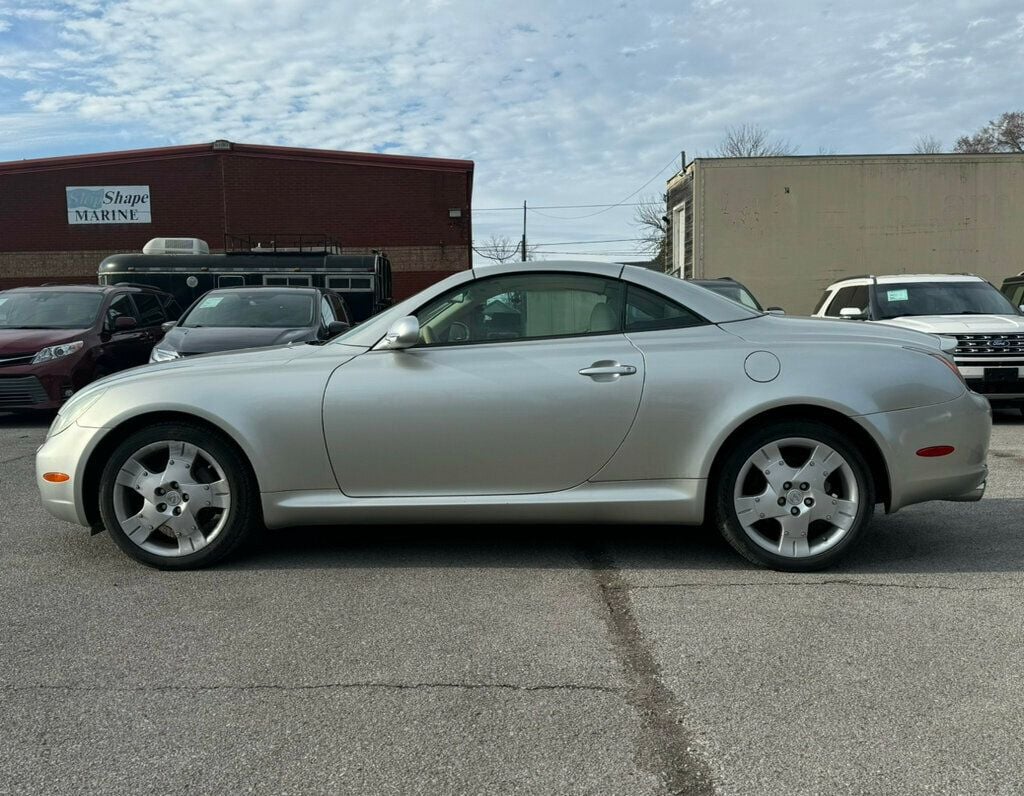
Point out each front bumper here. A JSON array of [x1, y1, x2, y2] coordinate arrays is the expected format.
[[35, 420, 107, 527], [0, 356, 91, 410], [856, 389, 991, 513]]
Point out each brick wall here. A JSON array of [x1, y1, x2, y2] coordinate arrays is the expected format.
[[0, 144, 473, 277]]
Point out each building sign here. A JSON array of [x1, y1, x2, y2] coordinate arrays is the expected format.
[[66, 185, 151, 224]]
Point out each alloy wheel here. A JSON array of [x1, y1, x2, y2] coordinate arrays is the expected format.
[[732, 436, 859, 559], [111, 440, 231, 558]]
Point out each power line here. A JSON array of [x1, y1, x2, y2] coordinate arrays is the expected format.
[[473, 201, 661, 212], [474, 237, 647, 249], [525, 154, 680, 220]]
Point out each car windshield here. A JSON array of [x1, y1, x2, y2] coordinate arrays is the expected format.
[[0, 291, 103, 329], [875, 281, 1019, 319], [699, 282, 763, 311], [181, 291, 315, 328]]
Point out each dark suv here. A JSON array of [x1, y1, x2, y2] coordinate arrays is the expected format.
[[0, 284, 181, 410]]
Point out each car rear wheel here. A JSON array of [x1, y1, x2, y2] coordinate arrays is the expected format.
[[715, 421, 875, 571], [98, 422, 259, 569]]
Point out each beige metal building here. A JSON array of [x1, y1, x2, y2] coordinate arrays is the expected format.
[[665, 154, 1024, 314]]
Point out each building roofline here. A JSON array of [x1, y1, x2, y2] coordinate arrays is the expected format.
[[0, 141, 475, 176]]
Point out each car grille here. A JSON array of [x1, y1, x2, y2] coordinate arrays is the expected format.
[[953, 333, 1024, 356], [0, 353, 36, 368], [0, 375, 49, 406]]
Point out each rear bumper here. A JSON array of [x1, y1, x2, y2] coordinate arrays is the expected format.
[[856, 390, 991, 513]]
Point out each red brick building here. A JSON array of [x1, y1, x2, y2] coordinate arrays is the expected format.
[[0, 141, 474, 300]]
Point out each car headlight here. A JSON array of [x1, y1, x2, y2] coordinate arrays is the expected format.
[[47, 389, 105, 438], [32, 340, 84, 364], [149, 347, 181, 363]]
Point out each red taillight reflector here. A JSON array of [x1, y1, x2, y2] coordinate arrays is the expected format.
[[916, 446, 955, 458], [42, 472, 70, 483]]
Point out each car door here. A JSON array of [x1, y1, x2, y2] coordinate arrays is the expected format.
[[322, 271, 645, 497], [129, 292, 168, 358], [95, 293, 145, 374]]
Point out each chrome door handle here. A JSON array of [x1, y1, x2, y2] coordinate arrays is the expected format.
[[579, 363, 637, 377]]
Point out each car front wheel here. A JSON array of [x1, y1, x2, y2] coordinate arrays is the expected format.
[[715, 421, 875, 571], [98, 422, 259, 569]]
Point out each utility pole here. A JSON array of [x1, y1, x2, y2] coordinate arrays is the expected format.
[[521, 200, 527, 261]]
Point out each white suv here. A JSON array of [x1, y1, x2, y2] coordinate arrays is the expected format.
[[813, 274, 1024, 410]]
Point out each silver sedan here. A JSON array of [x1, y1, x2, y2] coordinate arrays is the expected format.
[[36, 261, 991, 571]]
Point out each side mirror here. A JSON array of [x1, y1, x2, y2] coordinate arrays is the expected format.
[[766, 307, 786, 315], [839, 307, 867, 320], [161, 320, 176, 333], [113, 316, 138, 331], [383, 315, 420, 349], [1018, 304, 1024, 314], [326, 320, 350, 337]]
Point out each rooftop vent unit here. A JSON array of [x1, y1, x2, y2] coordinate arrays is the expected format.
[[142, 237, 211, 256]]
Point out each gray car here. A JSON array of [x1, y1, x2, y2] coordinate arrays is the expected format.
[[36, 261, 991, 571]]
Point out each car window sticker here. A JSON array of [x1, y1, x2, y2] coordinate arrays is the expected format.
[[886, 289, 909, 302]]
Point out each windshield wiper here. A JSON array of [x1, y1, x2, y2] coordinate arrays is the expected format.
[[0, 325, 63, 329]]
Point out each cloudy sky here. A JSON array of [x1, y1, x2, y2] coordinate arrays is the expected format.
[[1, 0, 1022, 261]]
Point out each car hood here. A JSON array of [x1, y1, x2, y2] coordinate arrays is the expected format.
[[0, 328, 88, 356], [84, 342, 319, 395], [161, 326, 315, 354], [873, 315, 1024, 334], [722, 314, 945, 349]]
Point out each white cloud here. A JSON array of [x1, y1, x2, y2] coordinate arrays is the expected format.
[[0, 0, 1022, 258]]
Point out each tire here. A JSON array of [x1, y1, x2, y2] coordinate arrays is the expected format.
[[98, 421, 260, 569], [714, 420, 875, 572]]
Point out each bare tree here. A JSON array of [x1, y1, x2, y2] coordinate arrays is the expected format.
[[632, 194, 669, 271], [913, 135, 944, 154], [716, 124, 797, 157], [474, 234, 538, 263], [954, 111, 1024, 153]]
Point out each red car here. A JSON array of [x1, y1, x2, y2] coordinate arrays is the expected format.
[[0, 284, 181, 411]]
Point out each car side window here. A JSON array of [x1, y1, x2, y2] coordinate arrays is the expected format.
[[415, 273, 624, 346], [132, 293, 166, 327], [105, 294, 138, 329], [161, 296, 183, 320], [625, 285, 705, 332], [331, 293, 351, 324], [321, 296, 337, 325], [824, 286, 858, 317]]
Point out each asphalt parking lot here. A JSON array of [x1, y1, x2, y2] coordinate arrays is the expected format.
[[1, 410, 1022, 796]]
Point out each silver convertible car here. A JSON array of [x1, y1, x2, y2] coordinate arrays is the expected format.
[[36, 261, 990, 571]]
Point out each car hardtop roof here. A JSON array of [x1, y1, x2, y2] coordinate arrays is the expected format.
[[2, 283, 170, 295], [827, 274, 984, 288]]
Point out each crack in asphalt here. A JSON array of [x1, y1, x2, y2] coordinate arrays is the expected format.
[[0, 681, 621, 695], [583, 547, 717, 796], [615, 579, 1013, 592]]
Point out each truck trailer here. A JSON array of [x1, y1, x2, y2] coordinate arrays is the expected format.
[[98, 236, 392, 322], [665, 154, 1024, 314]]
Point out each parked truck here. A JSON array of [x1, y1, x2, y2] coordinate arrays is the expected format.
[[665, 153, 1024, 314]]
